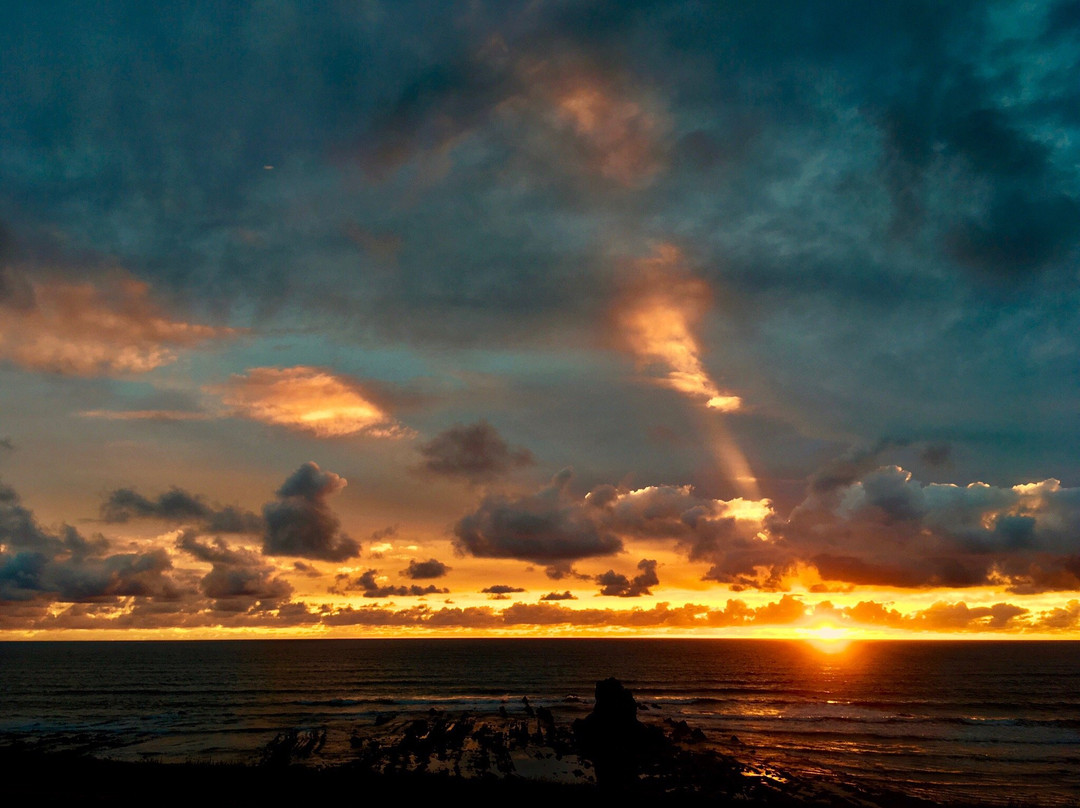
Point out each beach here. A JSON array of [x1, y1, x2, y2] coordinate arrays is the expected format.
[[3, 677, 981, 808]]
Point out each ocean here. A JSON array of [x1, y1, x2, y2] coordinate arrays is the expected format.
[[1, 639, 1077, 806]]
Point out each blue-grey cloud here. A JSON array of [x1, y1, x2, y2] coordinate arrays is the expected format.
[[177, 532, 292, 609], [102, 487, 262, 534], [453, 469, 623, 562], [417, 420, 533, 484], [262, 462, 360, 561], [0, 480, 178, 602]]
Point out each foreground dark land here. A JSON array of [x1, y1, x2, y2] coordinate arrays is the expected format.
[[2, 749, 969, 808], [3, 678, 987, 808]]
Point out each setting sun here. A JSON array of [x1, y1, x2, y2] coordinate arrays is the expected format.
[[802, 625, 854, 654]]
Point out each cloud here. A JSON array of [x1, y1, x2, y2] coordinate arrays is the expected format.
[[596, 558, 659, 597], [453, 469, 623, 563], [213, 366, 410, 438], [613, 244, 741, 412], [177, 533, 292, 609], [481, 584, 525, 600], [0, 438, 13, 451], [0, 274, 236, 376], [359, 38, 666, 188], [454, 458, 1080, 594], [537, 65, 666, 186], [0, 480, 180, 603], [8, 590, 1069, 634], [331, 568, 448, 598], [540, 591, 576, 601], [417, 420, 533, 484], [454, 471, 778, 583], [101, 487, 263, 534], [542, 562, 592, 581], [402, 558, 451, 579], [262, 462, 360, 561], [1033, 600, 1080, 631], [841, 599, 1030, 633], [780, 466, 1080, 592], [0, 596, 734, 632], [481, 584, 526, 594], [78, 409, 213, 422]]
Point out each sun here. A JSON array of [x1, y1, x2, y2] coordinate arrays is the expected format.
[[802, 624, 853, 654]]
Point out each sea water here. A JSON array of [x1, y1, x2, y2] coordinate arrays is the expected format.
[[1, 639, 1077, 806]]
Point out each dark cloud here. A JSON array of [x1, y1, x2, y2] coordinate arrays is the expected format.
[[0, 437, 13, 451], [920, 443, 952, 468], [370, 525, 398, 541], [481, 584, 524, 600], [543, 562, 591, 580], [775, 466, 1080, 593], [262, 462, 360, 561], [417, 420, 534, 484], [540, 590, 577, 601], [199, 564, 292, 609], [452, 457, 1080, 595], [330, 569, 448, 599], [481, 584, 525, 594], [808, 439, 908, 496], [3, 590, 1064, 633], [0, 481, 180, 603], [103, 487, 210, 523], [946, 191, 1080, 279], [101, 487, 262, 534], [402, 558, 451, 579], [595, 558, 659, 597], [176, 532, 292, 609], [453, 469, 622, 563]]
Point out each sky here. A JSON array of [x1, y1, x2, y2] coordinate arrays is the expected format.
[[2, 0, 1080, 639]]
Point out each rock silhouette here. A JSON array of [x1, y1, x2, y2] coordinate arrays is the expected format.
[[572, 677, 664, 792]]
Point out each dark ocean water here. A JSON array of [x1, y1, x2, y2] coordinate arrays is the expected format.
[[1, 639, 1077, 806]]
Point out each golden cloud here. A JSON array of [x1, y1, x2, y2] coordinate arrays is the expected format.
[[0, 275, 236, 376], [213, 366, 411, 438], [615, 244, 742, 411]]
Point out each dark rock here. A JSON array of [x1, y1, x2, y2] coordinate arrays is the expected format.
[[572, 677, 664, 792]]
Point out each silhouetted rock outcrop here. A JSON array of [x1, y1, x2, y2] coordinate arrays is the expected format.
[[572, 677, 665, 792]]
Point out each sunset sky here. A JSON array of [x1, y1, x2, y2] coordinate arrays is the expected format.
[[3, 0, 1080, 639]]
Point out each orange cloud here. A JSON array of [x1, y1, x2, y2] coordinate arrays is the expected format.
[[548, 73, 665, 186], [213, 366, 410, 438], [615, 244, 742, 411], [614, 245, 757, 497], [0, 275, 235, 376]]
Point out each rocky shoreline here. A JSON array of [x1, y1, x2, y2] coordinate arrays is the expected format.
[[3, 679, 978, 808]]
